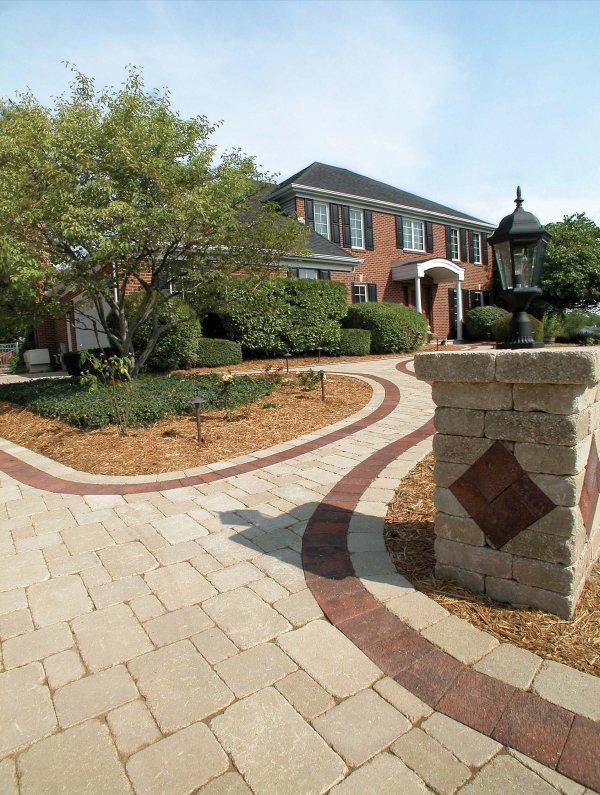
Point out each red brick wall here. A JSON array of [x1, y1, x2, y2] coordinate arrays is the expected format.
[[297, 198, 493, 338]]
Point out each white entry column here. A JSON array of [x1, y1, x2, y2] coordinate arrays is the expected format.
[[456, 280, 463, 341], [414, 276, 422, 313]]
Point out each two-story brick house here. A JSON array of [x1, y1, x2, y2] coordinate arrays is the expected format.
[[267, 163, 495, 339]]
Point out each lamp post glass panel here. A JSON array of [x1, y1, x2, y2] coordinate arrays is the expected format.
[[488, 187, 551, 348]]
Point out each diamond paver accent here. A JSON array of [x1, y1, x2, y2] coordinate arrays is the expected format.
[[449, 440, 555, 548], [579, 435, 599, 536]]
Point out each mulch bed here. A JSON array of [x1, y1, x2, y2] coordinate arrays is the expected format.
[[0, 376, 372, 476], [385, 454, 600, 677]]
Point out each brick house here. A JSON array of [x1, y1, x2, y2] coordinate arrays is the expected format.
[[267, 163, 496, 339]]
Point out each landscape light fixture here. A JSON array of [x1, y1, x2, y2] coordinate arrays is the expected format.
[[283, 353, 291, 373], [189, 395, 205, 444], [487, 187, 551, 349]]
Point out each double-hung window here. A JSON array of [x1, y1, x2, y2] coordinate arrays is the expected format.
[[472, 232, 482, 264], [354, 284, 368, 302], [313, 202, 329, 238], [403, 219, 425, 252], [450, 228, 460, 261], [349, 208, 364, 248]]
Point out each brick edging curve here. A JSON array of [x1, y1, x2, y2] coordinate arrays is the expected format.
[[302, 360, 600, 792]]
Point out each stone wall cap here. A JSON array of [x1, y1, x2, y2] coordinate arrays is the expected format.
[[415, 348, 600, 385]]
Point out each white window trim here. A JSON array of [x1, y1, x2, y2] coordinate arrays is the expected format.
[[450, 228, 460, 262], [313, 201, 330, 239], [297, 268, 319, 280], [473, 232, 482, 264], [403, 218, 425, 252], [354, 283, 368, 302], [349, 207, 365, 250]]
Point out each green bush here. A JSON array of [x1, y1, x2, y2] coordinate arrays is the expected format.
[[197, 338, 242, 367], [345, 303, 427, 353], [62, 348, 117, 377], [335, 328, 371, 356], [463, 306, 510, 341], [0, 373, 275, 428], [125, 295, 201, 371], [492, 313, 544, 344]]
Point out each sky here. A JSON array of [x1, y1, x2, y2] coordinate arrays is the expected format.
[[1, 0, 599, 226]]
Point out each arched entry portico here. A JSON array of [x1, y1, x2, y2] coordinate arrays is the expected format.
[[391, 258, 465, 340]]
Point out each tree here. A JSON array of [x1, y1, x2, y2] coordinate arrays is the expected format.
[[0, 68, 307, 375], [540, 213, 600, 310]]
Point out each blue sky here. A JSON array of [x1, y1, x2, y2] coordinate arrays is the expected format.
[[1, 0, 599, 225]]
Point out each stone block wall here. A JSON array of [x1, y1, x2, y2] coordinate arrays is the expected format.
[[414, 349, 600, 619]]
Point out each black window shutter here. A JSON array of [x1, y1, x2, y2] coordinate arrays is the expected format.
[[364, 210, 374, 251], [319, 270, 331, 280], [367, 283, 377, 302], [468, 231, 475, 263], [462, 288, 471, 312], [342, 206, 352, 247], [482, 290, 490, 305], [448, 288, 457, 338], [304, 199, 315, 229], [481, 234, 489, 266], [330, 204, 340, 244], [289, 268, 299, 278], [425, 222, 434, 253], [395, 216, 404, 249], [351, 282, 359, 303], [445, 226, 452, 260], [460, 228, 468, 262]]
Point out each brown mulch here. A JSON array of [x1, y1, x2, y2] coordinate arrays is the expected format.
[[385, 453, 600, 676], [0, 376, 372, 476]]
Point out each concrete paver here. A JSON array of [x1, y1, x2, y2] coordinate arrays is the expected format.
[[329, 752, 429, 795], [391, 727, 471, 794], [0, 663, 56, 756], [106, 699, 162, 756]]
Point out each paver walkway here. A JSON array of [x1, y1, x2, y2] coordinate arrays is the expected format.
[[0, 357, 598, 795]]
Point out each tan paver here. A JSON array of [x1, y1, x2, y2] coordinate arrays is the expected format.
[[313, 688, 411, 767], [211, 687, 347, 795], [203, 588, 290, 649], [275, 669, 336, 720], [273, 588, 323, 626], [0, 758, 18, 795], [473, 643, 542, 689], [44, 649, 86, 690], [0, 550, 48, 591], [0, 607, 33, 640], [509, 750, 586, 795], [421, 615, 498, 664], [54, 664, 138, 727], [88, 574, 150, 609], [154, 540, 204, 565], [373, 677, 433, 723], [144, 562, 216, 610], [200, 534, 262, 566], [106, 699, 161, 756], [329, 752, 429, 795], [128, 640, 233, 732], [47, 551, 101, 576], [252, 548, 307, 592], [0, 589, 26, 616], [98, 541, 157, 579], [61, 522, 114, 554], [421, 712, 501, 768], [18, 720, 132, 795], [459, 753, 562, 794], [143, 604, 213, 646], [191, 626, 238, 664], [129, 593, 164, 622], [278, 620, 382, 698], [0, 663, 56, 756], [127, 722, 228, 795], [215, 642, 297, 697], [2, 622, 73, 668], [391, 727, 471, 795], [249, 577, 289, 603], [386, 591, 449, 630], [152, 513, 209, 543], [532, 659, 600, 721], [206, 561, 263, 592], [197, 772, 252, 794], [27, 574, 92, 626], [72, 603, 152, 672]]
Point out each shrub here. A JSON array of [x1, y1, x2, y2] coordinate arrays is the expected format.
[[492, 313, 544, 344], [126, 295, 201, 371], [0, 373, 275, 429], [62, 348, 117, 376], [463, 306, 510, 341], [196, 339, 242, 368], [345, 303, 427, 353], [541, 311, 565, 340], [336, 328, 371, 356], [281, 279, 347, 354]]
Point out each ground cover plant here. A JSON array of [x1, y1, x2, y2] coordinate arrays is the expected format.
[[0, 372, 275, 428]]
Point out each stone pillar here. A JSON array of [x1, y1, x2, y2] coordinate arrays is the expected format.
[[455, 281, 463, 341], [414, 349, 600, 619], [414, 277, 422, 313]]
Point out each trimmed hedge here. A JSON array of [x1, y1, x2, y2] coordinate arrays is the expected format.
[[463, 306, 510, 341], [337, 328, 371, 356], [197, 339, 242, 368], [0, 373, 274, 428], [492, 313, 545, 344], [127, 295, 201, 371], [345, 302, 428, 353]]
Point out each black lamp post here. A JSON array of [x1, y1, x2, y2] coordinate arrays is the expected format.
[[488, 187, 551, 349]]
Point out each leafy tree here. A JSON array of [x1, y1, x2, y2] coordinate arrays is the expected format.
[[540, 213, 600, 310], [0, 67, 307, 375]]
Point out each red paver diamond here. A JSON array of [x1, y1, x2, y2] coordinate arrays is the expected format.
[[449, 441, 555, 549], [579, 436, 600, 537]]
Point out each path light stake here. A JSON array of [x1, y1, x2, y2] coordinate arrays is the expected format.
[[317, 346, 322, 363], [320, 370, 326, 401], [189, 395, 205, 444], [283, 353, 291, 373]]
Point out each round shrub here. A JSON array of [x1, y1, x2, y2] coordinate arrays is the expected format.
[[492, 313, 544, 344], [128, 295, 201, 372], [337, 328, 371, 356], [463, 306, 510, 341], [197, 338, 242, 368], [345, 303, 427, 353]]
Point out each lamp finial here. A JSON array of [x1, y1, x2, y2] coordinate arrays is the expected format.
[[515, 186, 524, 209]]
